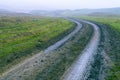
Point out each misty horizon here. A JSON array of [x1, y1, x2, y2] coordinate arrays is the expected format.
[[1, 7, 120, 13], [0, 0, 120, 12]]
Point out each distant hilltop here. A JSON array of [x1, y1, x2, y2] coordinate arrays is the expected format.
[[30, 7, 120, 16], [0, 7, 120, 16], [0, 9, 31, 16]]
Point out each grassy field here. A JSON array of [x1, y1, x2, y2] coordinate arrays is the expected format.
[[0, 16, 74, 74], [79, 16, 120, 80]]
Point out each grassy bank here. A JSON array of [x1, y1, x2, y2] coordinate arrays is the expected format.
[[79, 16, 120, 80], [0, 16, 74, 74]]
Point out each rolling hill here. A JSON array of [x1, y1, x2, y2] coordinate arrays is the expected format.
[[30, 7, 120, 16]]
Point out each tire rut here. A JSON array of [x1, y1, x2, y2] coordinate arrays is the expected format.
[[61, 19, 101, 80]]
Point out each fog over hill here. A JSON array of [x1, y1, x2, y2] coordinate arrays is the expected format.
[[30, 7, 120, 16], [0, 9, 31, 16], [0, 7, 120, 16]]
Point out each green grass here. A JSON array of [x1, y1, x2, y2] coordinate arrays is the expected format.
[[79, 16, 120, 80], [0, 16, 74, 74]]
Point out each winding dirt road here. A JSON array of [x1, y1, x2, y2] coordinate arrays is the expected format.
[[0, 18, 101, 80], [0, 18, 82, 80], [61, 19, 101, 80]]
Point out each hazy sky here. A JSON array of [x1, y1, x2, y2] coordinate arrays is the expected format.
[[0, 0, 120, 12]]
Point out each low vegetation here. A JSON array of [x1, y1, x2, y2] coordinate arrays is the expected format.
[[79, 16, 120, 80], [0, 16, 74, 74]]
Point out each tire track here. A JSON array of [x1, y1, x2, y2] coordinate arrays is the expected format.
[[44, 18, 82, 53], [61, 19, 101, 80]]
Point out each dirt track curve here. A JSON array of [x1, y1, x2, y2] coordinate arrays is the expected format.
[[61, 19, 101, 80], [0, 18, 83, 80]]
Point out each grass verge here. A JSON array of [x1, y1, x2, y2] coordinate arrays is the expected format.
[[0, 16, 75, 74]]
